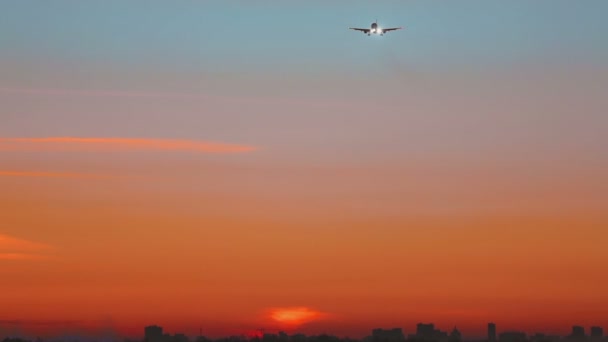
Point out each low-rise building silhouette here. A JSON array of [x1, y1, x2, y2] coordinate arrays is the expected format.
[[408, 323, 448, 342], [572, 327, 585, 338], [449, 328, 461, 342], [372, 329, 405, 342], [590, 328, 603, 339], [530, 333, 561, 342], [145, 326, 164, 342], [499, 332, 526, 342]]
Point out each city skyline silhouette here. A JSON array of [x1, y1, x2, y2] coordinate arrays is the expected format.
[[1, 322, 606, 342]]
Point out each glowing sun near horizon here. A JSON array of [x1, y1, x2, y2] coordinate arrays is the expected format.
[[269, 307, 326, 326]]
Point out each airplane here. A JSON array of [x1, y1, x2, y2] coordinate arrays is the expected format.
[[349, 20, 403, 36]]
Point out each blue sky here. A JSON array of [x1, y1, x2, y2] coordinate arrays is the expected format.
[[1, 0, 607, 161], [2, 0, 607, 74], [1, 1, 607, 162]]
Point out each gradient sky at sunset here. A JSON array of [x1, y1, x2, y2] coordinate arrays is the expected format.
[[1, 0, 607, 339]]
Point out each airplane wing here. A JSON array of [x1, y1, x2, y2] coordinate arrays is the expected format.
[[349, 28, 370, 33], [382, 27, 403, 32]]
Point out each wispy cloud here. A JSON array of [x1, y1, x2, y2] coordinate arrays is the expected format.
[[0, 86, 359, 109], [0, 253, 51, 260], [0, 319, 83, 326], [0, 86, 202, 99], [0, 234, 53, 261], [0, 137, 257, 153], [0, 234, 51, 251], [0, 170, 108, 179]]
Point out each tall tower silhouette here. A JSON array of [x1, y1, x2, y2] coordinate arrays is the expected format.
[[488, 323, 497, 342]]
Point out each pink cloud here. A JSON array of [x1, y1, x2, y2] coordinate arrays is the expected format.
[[0, 137, 257, 153], [0, 170, 108, 179], [0, 86, 202, 99]]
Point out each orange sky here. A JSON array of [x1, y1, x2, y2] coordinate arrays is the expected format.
[[1, 140, 607, 338], [2, 2, 608, 334]]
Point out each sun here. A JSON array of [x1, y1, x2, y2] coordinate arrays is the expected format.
[[269, 307, 325, 326]]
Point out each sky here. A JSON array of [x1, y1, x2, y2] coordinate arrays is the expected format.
[[1, 0, 608, 339]]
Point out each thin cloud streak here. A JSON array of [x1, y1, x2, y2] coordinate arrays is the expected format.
[[0, 86, 362, 109], [0, 319, 83, 326], [0, 86, 203, 99], [0, 170, 110, 179], [0, 234, 51, 252], [0, 137, 257, 153], [0, 253, 51, 261], [0, 234, 55, 261]]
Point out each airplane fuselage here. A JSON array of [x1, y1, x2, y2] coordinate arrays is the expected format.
[[369, 22, 383, 35]]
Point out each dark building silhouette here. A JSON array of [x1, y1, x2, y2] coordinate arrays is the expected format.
[[410, 323, 447, 342], [591, 327, 603, 339], [2, 339, 30, 342], [530, 333, 561, 342], [417, 324, 436, 338], [6, 323, 608, 342], [488, 323, 497, 342], [262, 334, 278, 342], [308, 334, 340, 342], [145, 326, 164, 342], [499, 332, 527, 342], [449, 328, 461, 342], [530, 333, 545, 342], [571, 326, 585, 339], [144, 325, 189, 342], [528, 333, 561, 342], [372, 329, 405, 342]]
